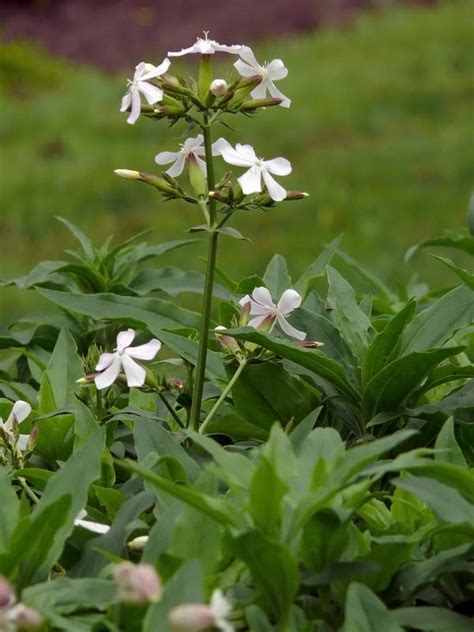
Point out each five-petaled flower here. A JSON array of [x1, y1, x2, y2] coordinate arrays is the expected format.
[[234, 46, 291, 108], [155, 135, 228, 177], [0, 400, 32, 451], [168, 33, 242, 57], [240, 287, 306, 340], [169, 589, 234, 632], [217, 141, 291, 201], [120, 59, 171, 125], [94, 329, 161, 390]]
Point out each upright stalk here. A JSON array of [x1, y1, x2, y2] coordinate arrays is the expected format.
[[189, 116, 219, 430]]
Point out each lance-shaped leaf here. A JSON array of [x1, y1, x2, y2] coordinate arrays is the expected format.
[[263, 254, 292, 297], [342, 583, 403, 632]]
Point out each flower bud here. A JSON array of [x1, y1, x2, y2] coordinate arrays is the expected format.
[[295, 340, 324, 349], [284, 191, 309, 201], [239, 298, 251, 326], [114, 169, 141, 180], [240, 97, 282, 111], [209, 79, 228, 97], [153, 104, 186, 118], [169, 604, 215, 631], [187, 154, 207, 198], [127, 535, 149, 551], [214, 327, 240, 354], [113, 562, 162, 605], [13, 605, 44, 630], [167, 377, 184, 391], [0, 575, 15, 609]]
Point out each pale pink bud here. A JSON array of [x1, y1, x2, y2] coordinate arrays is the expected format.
[[13, 604, 44, 630], [113, 562, 162, 604], [210, 79, 228, 97], [239, 298, 251, 326], [0, 575, 15, 609], [214, 327, 240, 354], [169, 604, 215, 631]]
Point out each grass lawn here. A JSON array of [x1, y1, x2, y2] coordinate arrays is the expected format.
[[0, 1, 473, 318]]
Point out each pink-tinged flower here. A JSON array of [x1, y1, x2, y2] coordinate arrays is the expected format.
[[120, 59, 171, 125], [169, 589, 234, 632], [113, 562, 162, 604], [0, 400, 32, 451], [240, 287, 306, 340], [234, 46, 290, 108], [168, 33, 242, 57], [74, 510, 110, 534], [155, 135, 227, 177], [217, 141, 291, 202], [94, 329, 161, 390]]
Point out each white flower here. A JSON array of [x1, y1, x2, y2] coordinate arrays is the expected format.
[[155, 135, 229, 177], [0, 400, 32, 451], [240, 287, 306, 340], [169, 589, 234, 632], [234, 46, 291, 108], [209, 78, 229, 97], [120, 59, 171, 125], [94, 329, 161, 390], [74, 510, 110, 534], [217, 141, 291, 201], [168, 33, 242, 57]]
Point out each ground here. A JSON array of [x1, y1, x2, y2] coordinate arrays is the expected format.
[[1, 0, 435, 69]]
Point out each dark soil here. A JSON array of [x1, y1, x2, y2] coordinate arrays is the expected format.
[[0, 0, 436, 70]]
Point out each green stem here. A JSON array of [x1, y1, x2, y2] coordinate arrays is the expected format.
[[158, 391, 184, 429], [189, 118, 219, 431], [17, 476, 39, 504], [199, 359, 247, 434]]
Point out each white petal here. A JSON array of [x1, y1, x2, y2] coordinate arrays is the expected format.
[[211, 138, 230, 156], [168, 44, 198, 57], [238, 167, 262, 195], [235, 144, 257, 161], [16, 434, 30, 452], [95, 352, 116, 371], [139, 81, 163, 105], [140, 57, 170, 80], [94, 358, 122, 390], [184, 134, 204, 150], [211, 589, 233, 619], [120, 91, 132, 113], [134, 62, 146, 78], [238, 294, 251, 307], [212, 42, 243, 55], [127, 90, 142, 125], [277, 315, 306, 341], [267, 79, 291, 108], [155, 150, 180, 166], [277, 289, 302, 313], [74, 517, 110, 534], [237, 46, 260, 68], [166, 153, 186, 177], [250, 81, 268, 100], [251, 286, 275, 308], [8, 400, 31, 425], [234, 58, 258, 77], [116, 329, 136, 350], [264, 157, 292, 176], [220, 145, 256, 168], [248, 301, 273, 316], [266, 59, 288, 80], [194, 154, 207, 175], [262, 170, 287, 202], [248, 314, 270, 329], [125, 339, 161, 360], [154, 57, 171, 76], [121, 355, 146, 387]]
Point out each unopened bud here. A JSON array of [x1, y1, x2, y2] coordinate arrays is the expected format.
[[139, 172, 177, 195], [214, 327, 240, 354], [284, 191, 309, 201], [13, 605, 44, 630], [240, 97, 283, 111], [235, 75, 263, 89], [187, 154, 207, 198], [169, 604, 215, 631], [228, 75, 262, 106], [239, 298, 251, 326], [27, 426, 39, 450], [113, 562, 162, 605], [153, 104, 186, 117], [208, 190, 226, 202], [114, 169, 141, 180], [127, 535, 149, 551], [0, 575, 15, 609], [295, 340, 324, 348], [167, 378, 184, 391], [76, 374, 96, 385], [209, 79, 228, 97]]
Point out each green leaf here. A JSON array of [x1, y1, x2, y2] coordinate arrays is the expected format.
[[393, 476, 474, 527], [406, 234, 474, 260], [130, 267, 230, 299], [35, 414, 75, 464], [342, 583, 403, 632], [399, 286, 474, 354], [468, 192, 474, 236], [0, 469, 19, 553], [433, 255, 474, 289], [57, 217, 96, 261], [249, 457, 288, 537], [230, 530, 299, 624], [226, 328, 360, 402], [45, 329, 83, 408], [362, 300, 416, 385], [295, 236, 342, 294], [435, 417, 467, 467], [362, 347, 464, 418], [120, 459, 240, 527], [263, 254, 292, 297], [336, 249, 398, 303], [392, 607, 473, 632], [217, 226, 250, 241], [327, 267, 371, 360]]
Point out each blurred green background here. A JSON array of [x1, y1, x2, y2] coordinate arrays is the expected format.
[[0, 1, 473, 320]]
